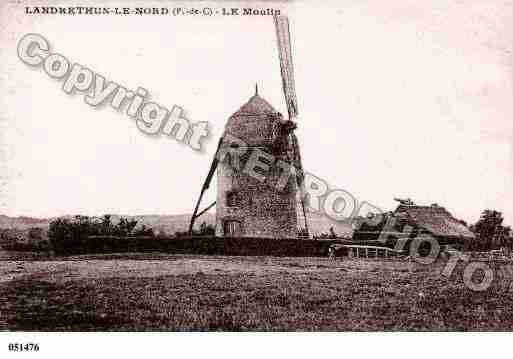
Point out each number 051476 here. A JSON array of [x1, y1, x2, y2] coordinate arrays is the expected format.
[[8, 343, 39, 352]]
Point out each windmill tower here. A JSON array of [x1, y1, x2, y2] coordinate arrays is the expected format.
[[189, 16, 309, 239]]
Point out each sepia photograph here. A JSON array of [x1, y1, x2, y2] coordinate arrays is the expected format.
[[0, 0, 513, 356]]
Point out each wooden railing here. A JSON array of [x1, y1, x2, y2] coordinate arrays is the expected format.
[[345, 245, 405, 259]]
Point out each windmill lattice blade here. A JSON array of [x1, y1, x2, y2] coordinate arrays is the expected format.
[[274, 15, 298, 120]]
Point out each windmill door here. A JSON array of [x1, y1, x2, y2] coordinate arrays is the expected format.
[[224, 220, 242, 237]]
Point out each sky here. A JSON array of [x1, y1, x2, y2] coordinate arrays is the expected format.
[[0, 0, 512, 225]]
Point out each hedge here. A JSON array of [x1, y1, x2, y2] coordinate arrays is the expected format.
[[51, 235, 337, 257]]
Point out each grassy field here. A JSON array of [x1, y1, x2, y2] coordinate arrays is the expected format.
[[1, 253, 513, 331]]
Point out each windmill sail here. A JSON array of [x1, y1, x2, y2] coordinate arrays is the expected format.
[[274, 15, 299, 120], [274, 15, 310, 238]]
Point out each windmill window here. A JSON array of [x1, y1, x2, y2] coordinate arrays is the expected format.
[[226, 191, 239, 207]]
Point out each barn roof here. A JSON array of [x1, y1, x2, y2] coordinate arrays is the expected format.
[[395, 204, 475, 239], [232, 94, 277, 117]]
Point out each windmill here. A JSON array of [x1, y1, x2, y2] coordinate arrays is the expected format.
[[189, 15, 309, 238]]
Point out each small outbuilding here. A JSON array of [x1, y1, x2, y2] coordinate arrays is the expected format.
[[354, 200, 475, 248]]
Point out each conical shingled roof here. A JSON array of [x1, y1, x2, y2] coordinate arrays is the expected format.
[[223, 92, 279, 147], [232, 94, 277, 117]]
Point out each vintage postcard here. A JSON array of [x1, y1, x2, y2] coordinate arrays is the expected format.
[[0, 0, 512, 356]]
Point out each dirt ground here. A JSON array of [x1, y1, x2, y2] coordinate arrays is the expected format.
[[1, 253, 512, 331]]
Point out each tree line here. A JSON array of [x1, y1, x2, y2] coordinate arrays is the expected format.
[[0, 210, 510, 254], [46, 215, 215, 254], [470, 209, 511, 251], [1, 214, 216, 254]]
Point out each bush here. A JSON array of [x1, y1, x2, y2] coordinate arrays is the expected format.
[[0, 227, 50, 252], [48, 215, 155, 255]]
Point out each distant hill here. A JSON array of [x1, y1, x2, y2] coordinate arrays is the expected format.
[[307, 212, 353, 237], [0, 215, 51, 230], [0, 214, 204, 235], [0, 212, 353, 237]]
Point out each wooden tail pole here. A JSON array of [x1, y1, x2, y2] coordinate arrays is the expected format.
[[189, 137, 223, 235], [196, 201, 216, 219]]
